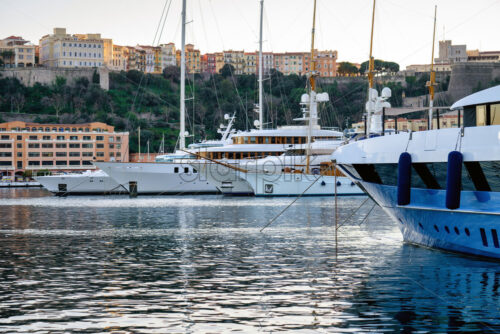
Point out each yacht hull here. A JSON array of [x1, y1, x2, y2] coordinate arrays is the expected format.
[[35, 175, 126, 195], [95, 162, 218, 194], [340, 177, 500, 259], [190, 161, 254, 195], [247, 173, 365, 197]]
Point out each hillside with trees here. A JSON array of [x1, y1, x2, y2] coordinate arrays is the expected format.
[[0, 63, 448, 153]]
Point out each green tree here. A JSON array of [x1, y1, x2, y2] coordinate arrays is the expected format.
[[337, 62, 359, 76]]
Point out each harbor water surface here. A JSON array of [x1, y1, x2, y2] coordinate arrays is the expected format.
[[0, 188, 499, 333]]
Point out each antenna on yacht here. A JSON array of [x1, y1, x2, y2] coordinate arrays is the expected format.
[[305, 0, 318, 174], [218, 113, 236, 141], [426, 6, 437, 130], [179, 0, 187, 150]]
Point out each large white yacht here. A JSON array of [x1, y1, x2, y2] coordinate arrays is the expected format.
[[35, 170, 126, 195], [332, 85, 500, 259]]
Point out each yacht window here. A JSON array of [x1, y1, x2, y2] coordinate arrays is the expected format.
[[174, 167, 179, 173], [250, 137, 256, 144], [353, 164, 382, 184], [491, 104, 500, 125], [271, 137, 276, 144], [184, 167, 189, 173], [476, 105, 487, 126], [286, 137, 292, 144]]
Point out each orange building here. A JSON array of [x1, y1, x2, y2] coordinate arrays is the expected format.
[[0, 121, 129, 177]]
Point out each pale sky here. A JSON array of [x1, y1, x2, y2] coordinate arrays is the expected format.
[[1, 0, 499, 68]]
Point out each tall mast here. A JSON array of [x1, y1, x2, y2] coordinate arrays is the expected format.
[[179, 0, 187, 149], [366, 0, 376, 138], [427, 5, 437, 130], [258, 0, 264, 130], [305, 0, 318, 174]]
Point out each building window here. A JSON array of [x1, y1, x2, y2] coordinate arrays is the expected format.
[[28, 143, 39, 148], [82, 143, 93, 148], [69, 152, 80, 157], [56, 152, 67, 157], [96, 136, 104, 141], [56, 143, 67, 148], [29, 135, 38, 140], [96, 143, 104, 149], [70, 136, 78, 140], [28, 152, 40, 157], [83, 136, 91, 140], [42, 152, 53, 157], [42, 143, 53, 148], [69, 161, 80, 166], [42, 161, 53, 166], [96, 152, 104, 157], [28, 161, 40, 166], [17, 143, 22, 148], [82, 152, 93, 157], [57, 135, 64, 140], [56, 161, 67, 166], [69, 143, 80, 148]]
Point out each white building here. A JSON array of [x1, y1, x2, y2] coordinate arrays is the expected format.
[[160, 43, 176, 69], [39, 28, 105, 68]]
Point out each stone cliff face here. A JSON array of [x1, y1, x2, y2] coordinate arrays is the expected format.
[[0, 67, 109, 90], [447, 62, 500, 101]]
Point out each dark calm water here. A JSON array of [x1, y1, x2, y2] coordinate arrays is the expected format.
[[0, 189, 499, 333]]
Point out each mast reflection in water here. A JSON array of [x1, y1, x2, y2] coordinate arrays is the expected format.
[[0, 189, 498, 333]]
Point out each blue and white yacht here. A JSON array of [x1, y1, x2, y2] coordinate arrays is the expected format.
[[332, 85, 500, 259]]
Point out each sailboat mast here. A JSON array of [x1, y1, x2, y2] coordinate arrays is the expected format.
[[428, 5, 437, 130], [258, 0, 264, 130], [366, 0, 376, 138], [179, 0, 187, 150], [305, 0, 318, 174]]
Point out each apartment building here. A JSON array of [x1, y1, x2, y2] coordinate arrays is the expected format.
[[125, 46, 146, 72], [467, 50, 500, 63], [109, 45, 127, 71], [244, 52, 257, 75], [223, 50, 245, 75], [175, 44, 201, 73], [274, 52, 305, 75], [315, 50, 337, 77], [0, 36, 36, 68], [39, 28, 106, 68], [160, 43, 176, 69], [0, 121, 129, 177], [257, 52, 274, 75], [203, 53, 216, 73], [136, 45, 162, 73]]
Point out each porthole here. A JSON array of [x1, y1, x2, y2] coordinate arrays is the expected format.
[[418, 223, 424, 229], [336, 181, 341, 186], [434, 225, 439, 232], [445, 226, 450, 233], [465, 228, 470, 236], [454, 227, 460, 235], [399, 219, 403, 224]]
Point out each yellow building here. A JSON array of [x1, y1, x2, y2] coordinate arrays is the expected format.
[[110, 45, 127, 71], [215, 52, 225, 73], [39, 28, 106, 68], [0, 36, 36, 68], [223, 50, 245, 75], [175, 44, 201, 74], [244, 52, 257, 75]]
